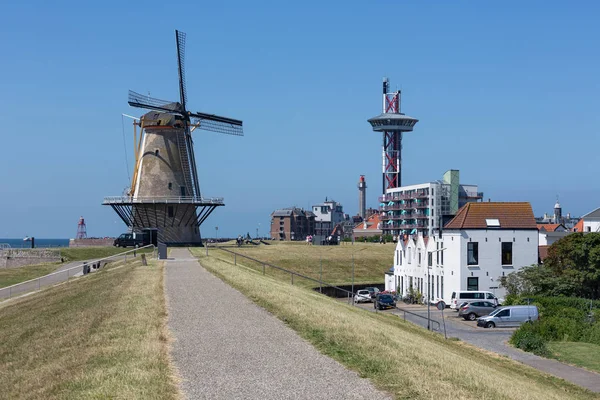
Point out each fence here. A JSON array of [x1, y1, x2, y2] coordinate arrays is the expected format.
[[213, 246, 442, 334], [0, 245, 155, 301]]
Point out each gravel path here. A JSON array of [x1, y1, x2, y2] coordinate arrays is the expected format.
[[165, 248, 391, 400]]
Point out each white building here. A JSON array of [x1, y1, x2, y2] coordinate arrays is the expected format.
[[537, 223, 569, 246], [387, 202, 539, 303], [579, 207, 600, 233], [312, 199, 345, 237], [379, 170, 483, 237]]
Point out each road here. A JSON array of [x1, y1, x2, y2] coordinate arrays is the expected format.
[[348, 300, 600, 393]]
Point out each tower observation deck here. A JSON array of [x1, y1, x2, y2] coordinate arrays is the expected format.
[[367, 78, 419, 194]]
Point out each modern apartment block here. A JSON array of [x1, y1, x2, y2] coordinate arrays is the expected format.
[[270, 207, 315, 241], [378, 170, 483, 237]]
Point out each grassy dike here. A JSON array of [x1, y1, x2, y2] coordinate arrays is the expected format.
[[195, 250, 596, 400], [192, 242, 392, 288], [0, 259, 179, 400], [0, 247, 152, 288]]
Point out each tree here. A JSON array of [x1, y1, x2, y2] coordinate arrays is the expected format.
[[500, 233, 600, 299], [545, 233, 600, 299]]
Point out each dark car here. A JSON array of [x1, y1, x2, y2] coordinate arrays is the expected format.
[[364, 287, 380, 299], [113, 233, 146, 248], [374, 294, 396, 310]]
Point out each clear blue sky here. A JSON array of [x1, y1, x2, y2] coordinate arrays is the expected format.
[[1, 1, 598, 238]]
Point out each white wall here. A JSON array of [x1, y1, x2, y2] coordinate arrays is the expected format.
[[390, 229, 538, 304], [443, 229, 538, 302]]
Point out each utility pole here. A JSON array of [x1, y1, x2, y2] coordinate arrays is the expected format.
[[351, 253, 355, 306]]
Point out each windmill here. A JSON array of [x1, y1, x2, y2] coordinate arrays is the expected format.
[[104, 30, 243, 246]]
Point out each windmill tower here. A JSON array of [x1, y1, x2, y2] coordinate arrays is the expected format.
[[104, 30, 243, 246]]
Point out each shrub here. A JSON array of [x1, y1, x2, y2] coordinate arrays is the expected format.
[[510, 322, 549, 356]]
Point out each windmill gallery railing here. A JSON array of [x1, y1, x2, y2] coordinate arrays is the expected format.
[[103, 196, 224, 205], [210, 246, 442, 334]]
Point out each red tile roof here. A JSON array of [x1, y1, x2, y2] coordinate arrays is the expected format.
[[537, 224, 561, 232], [444, 202, 536, 230], [355, 213, 381, 230], [573, 219, 584, 233]]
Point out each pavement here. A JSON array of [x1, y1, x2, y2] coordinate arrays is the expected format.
[[164, 248, 392, 400], [350, 300, 600, 393]]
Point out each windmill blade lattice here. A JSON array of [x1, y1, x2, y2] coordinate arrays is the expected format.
[[128, 90, 182, 114], [176, 30, 188, 113]]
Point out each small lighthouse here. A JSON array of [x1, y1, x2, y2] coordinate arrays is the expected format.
[[358, 175, 367, 220], [76, 216, 87, 239]]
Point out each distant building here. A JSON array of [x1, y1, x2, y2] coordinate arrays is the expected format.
[[535, 200, 579, 230], [379, 169, 483, 237], [537, 223, 569, 246], [312, 199, 346, 238], [353, 213, 383, 239], [270, 207, 315, 241], [387, 202, 538, 303], [577, 207, 600, 233]]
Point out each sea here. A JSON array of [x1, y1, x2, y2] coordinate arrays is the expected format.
[[0, 238, 70, 248]]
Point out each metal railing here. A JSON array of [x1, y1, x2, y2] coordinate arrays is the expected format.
[[211, 246, 443, 334], [103, 196, 224, 205], [0, 245, 155, 301]]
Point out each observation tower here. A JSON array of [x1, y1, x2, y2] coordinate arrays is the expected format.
[[367, 78, 418, 194]]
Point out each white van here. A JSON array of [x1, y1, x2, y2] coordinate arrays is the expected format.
[[450, 291, 499, 310], [477, 305, 539, 328]]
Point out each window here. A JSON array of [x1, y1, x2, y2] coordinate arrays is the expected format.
[[486, 293, 495, 300], [180, 186, 186, 196], [441, 277, 444, 299], [168, 182, 172, 190], [467, 242, 479, 265], [436, 275, 439, 298], [408, 248, 411, 264], [467, 277, 479, 291], [418, 250, 421, 265], [441, 243, 444, 264], [155, 149, 159, 156], [168, 206, 174, 218], [502, 242, 513, 265], [400, 276, 404, 295], [399, 251, 402, 264], [428, 252, 432, 267], [496, 309, 510, 317]]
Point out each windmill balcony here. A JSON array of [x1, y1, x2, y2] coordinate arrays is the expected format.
[[102, 196, 224, 206]]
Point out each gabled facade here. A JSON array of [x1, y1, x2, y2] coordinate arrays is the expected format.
[[537, 223, 569, 246], [580, 207, 600, 233], [387, 202, 539, 303]]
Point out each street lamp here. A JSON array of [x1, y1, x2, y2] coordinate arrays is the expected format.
[[427, 247, 446, 331], [215, 226, 218, 242]]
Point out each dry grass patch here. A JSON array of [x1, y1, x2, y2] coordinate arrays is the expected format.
[[0, 259, 179, 400], [196, 252, 596, 400], [0, 262, 59, 288], [190, 242, 392, 287]]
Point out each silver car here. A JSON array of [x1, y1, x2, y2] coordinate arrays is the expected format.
[[477, 305, 539, 328], [354, 290, 372, 303], [458, 301, 497, 321]]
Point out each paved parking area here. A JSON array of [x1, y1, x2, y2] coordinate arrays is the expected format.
[[345, 299, 600, 392]]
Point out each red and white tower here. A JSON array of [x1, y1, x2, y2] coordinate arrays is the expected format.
[[76, 216, 87, 239], [368, 78, 419, 194]]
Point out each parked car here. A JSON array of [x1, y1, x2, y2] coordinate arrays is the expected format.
[[364, 287, 380, 299], [450, 291, 499, 310], [477, 305, 539, 328], [354, 290, 372, 303], [374, 293, 396, 310], [458, 301, 497, 321], [113, 233, 147, 248]]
